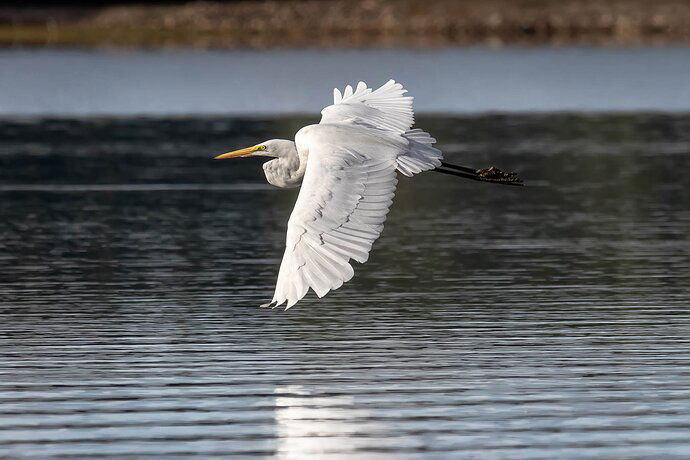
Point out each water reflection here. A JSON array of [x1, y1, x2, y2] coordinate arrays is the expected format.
[[275, 386, 396, 459]]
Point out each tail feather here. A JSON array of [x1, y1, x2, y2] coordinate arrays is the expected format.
[[397, 129, 443, 177]]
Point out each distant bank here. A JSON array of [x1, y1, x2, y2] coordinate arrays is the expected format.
[[1, 0, 689, 48]]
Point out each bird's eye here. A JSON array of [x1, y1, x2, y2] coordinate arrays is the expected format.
[[259, 145, 267, 151]]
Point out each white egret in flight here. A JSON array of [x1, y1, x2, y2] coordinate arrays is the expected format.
[[215, 80, 521, 309]]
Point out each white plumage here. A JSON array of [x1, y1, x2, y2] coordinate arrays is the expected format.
[[271, 125, 400, 308], [271, 80, 443, 308], [215, 80, 444, 309]]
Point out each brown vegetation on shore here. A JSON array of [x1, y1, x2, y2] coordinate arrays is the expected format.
[[1, 0, 689, 48]]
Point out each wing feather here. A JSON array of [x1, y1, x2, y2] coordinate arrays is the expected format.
[[323, 81, 442, 177], [270, 128, 400, 309], [320, 79, 414, 134]]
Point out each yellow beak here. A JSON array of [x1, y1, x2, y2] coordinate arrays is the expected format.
[[214, 145, 262, 160]]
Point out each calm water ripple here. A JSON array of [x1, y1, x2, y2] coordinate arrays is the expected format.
[[1, 114, 689, 458]]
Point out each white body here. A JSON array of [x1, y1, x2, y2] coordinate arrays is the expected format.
[[262, 80, 443, 309]]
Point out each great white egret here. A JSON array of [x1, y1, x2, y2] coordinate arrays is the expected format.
[[215, 80, 521, 309]]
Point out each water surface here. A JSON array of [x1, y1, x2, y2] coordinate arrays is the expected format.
[[1, 47, 690, 115], [1, 114, 690, 458]]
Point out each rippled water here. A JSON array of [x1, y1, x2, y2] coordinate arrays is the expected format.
[[1, 114, 689, 458]]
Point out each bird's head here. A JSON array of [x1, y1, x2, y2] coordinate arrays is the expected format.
[[214, 139, 295, 160]]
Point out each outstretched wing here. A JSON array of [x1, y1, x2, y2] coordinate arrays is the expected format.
[[320, 80, 414, 134], [321, 80, 442, 177], [267, 126, 400, 309]]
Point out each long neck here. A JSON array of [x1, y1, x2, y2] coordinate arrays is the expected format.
[[262, 142, 306, 189]]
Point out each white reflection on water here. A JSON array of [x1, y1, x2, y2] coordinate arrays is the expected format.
[[274, 386, 395, 459], [0, 47, 689, 115]]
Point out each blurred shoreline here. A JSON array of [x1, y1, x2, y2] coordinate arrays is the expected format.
[[1, 0, 689, 49]]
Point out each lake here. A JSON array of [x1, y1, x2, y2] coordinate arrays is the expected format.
[[1, 47, 690, 115], [1, 113, 689, 457]]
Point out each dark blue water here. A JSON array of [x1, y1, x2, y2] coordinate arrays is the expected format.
[[1, 114, 689, 458]]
